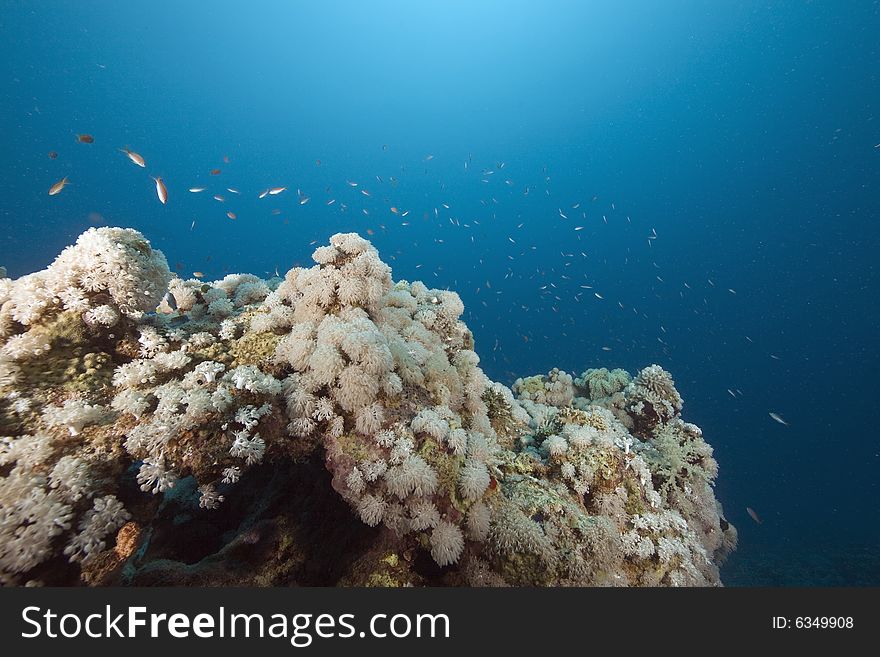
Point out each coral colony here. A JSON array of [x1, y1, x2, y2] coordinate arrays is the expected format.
[[0, 227, 736, 586]]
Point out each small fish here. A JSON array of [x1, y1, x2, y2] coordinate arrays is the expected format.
[[210, 169, 221, 175], [48, 151, 58, 159], [227, 187, 240, 194], [48, 176, 69, 196], [299, 196, 310, 205], [769, 412, 788, 426], [119, 148, 146, 167], [152, 176, 168, 204], [192, 271, 204, 278], [258, 189, 269, 199], [746, 507, 763, 524], [226, 211, 236, 220], [76, 134, 94, 144], [162, 291, 178, 311], [189, 187, 206, 193], [223, 155, 230, 163], [268, 186, 286, 195]]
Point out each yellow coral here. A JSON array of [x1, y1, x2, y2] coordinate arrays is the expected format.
[[557, 407, 608, 432], [230, 330, 282, 367]]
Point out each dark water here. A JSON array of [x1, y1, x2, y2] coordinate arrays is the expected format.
[[1, 1, 878, 585]]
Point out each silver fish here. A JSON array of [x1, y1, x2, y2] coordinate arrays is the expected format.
[[769, 412, 788, 426]]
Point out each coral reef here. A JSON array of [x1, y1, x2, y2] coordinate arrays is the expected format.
[[0, 227, 736, 586]]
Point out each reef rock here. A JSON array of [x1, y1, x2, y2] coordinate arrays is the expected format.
[[0, 227, 736, 586]]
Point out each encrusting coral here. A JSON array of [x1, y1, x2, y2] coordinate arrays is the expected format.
[[0, 227, 736, 586]]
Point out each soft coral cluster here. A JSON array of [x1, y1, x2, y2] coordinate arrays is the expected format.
[[0, 227, 736, 586], [263, 234, 499, 567], [2, 227, 170, 328], [496, 363, 736, 585]]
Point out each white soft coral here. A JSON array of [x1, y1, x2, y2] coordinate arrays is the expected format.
[[7, 227, 171, 325], [42, 399, 112, 436]]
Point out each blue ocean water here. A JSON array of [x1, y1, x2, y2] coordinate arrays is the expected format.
[[1, 1, 877, 585]]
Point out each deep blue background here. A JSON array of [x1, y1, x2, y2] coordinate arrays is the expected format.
[[1, 1, 878, 584]]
